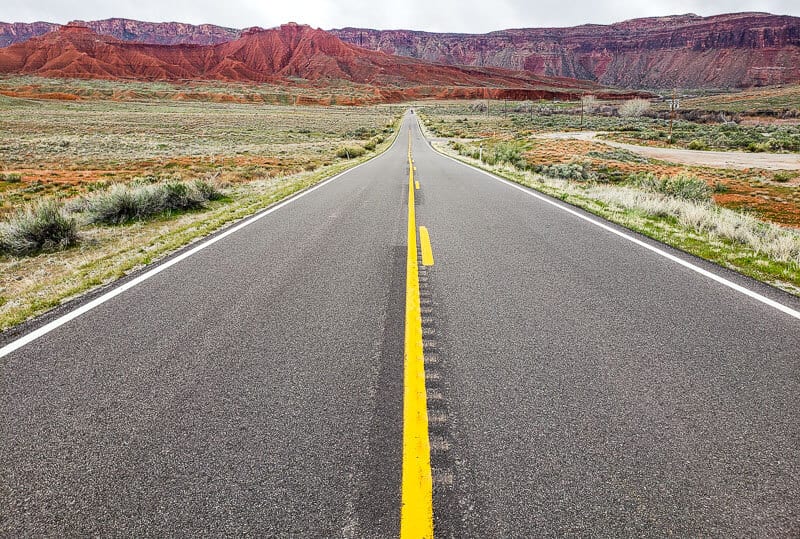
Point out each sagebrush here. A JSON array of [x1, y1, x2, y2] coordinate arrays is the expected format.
[[0, 200, 79, 256], [85, 179, 223, 225]]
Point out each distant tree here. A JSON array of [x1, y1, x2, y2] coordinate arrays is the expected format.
[[618, 98, 651, 118]]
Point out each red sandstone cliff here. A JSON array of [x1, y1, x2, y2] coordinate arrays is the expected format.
[[0, 23, 601, 97], [0, 18, 239, 48], [332, 13, 800, 88], [4, 13, 794, 88], [0, 21, 59, 48], [81, 18, 240, 45]]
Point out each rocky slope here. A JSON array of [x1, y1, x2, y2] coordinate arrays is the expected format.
[[3, 13, 795, 88], [0, 21, 57, 48], [82, 18, 240, 45], [332, 13, 800, 88], [0, 23, 605, 100], [0, 18, 239, 48]]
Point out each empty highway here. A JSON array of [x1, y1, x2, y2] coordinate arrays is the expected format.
[[2, 112, 799, 537]]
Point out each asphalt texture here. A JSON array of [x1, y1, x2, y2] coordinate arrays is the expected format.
[[2, 112, 800, 537], [409, 118, 800, 537], [1, 125, 410, 537]]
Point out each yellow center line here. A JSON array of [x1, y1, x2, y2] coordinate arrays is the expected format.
[[419, 227, 434, 267], [400, 129, 434, 538], [415, 180, 420, 190]]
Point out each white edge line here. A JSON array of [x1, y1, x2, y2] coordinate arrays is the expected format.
[[434, 145, 800, 322], [0, 135, 400, 360]]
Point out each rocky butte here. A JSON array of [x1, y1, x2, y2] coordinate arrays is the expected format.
[[0, 18, 240, 47], [0, 23, 621, 102], [333, 12, 800, 89], [2, 13, 796, 89]]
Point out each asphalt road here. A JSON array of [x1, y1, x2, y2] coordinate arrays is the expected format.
[[411, 119, 800, 537], [2, 112, 800, 537], [1, 124, 411, 537]]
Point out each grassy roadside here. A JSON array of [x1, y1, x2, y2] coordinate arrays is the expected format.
[[416, 99, 800, 153], [416, 105, 800, 230], [0, 125, 400, 332], [425, 133, 800, 297]]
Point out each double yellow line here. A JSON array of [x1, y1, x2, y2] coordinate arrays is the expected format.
[[401, 131, 434, 538]]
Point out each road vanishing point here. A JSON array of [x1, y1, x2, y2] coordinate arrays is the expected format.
[[2, 112, 799, 537]]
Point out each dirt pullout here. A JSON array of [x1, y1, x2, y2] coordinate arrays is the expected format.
[[536, 132, 800, 171]]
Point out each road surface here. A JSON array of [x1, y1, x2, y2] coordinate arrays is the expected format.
[[2, 112, 799, 537], [537, 131, 800, 170]]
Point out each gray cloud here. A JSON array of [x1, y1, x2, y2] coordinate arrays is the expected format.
[[4, 0, 799, 32]]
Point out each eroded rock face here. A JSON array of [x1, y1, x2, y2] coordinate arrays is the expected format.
[[0, 18, 240, 47], [0, 21, 58, 48], [332, 13, 800, 88], [80, 18, 241, 45], [0, 22, 603, 98], [3, 12, 794, 88]]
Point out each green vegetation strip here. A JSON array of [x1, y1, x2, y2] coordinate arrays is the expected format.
[[432, 141, 800, 297], [0, 126, 400, 332], [418, 101, 800, 153]]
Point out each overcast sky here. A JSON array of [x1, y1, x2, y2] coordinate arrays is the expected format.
[[4, 0, 799, 33]]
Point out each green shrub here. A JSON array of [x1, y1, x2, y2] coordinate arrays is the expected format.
[[767, 135, 800, 152], [712, 181, 729, 193], [773, 171, 798, 183], [86, 180, 222, 225], [131, 174, 161, 185], [462, 141, 531, 169], [192, 179, 224, 201], [688, 139, 709, 151], [363, 140, 377, 151], [1, 173, 22, 183], [492, 143, 527, 168], [0, 200, 79, 256], [161, 181, 206, 211], [592, 165, 627, 183], [336, 146, 366, 159], [586, 149, 648, 163], [87, 185, 147, 224], [746, 142, 771, 153], [537, 162, 597, 182], [630, 172, 711, 202], [349, 127, 377, 140], [86, 181, 109, 193]]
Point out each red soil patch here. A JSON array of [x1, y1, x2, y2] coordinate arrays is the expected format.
[[0, 90, 82, 100]]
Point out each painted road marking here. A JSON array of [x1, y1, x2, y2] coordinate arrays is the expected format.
[[420, 227, 434, 267], [0, 129, 404, 360], [431, 134, 800, 322], [401, 131, 434, 539], [415, 181, 420, 190]]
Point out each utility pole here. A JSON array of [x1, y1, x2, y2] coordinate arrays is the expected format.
[[668, 88, 676, 143], [580, 93, 585, 129]]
